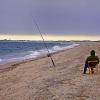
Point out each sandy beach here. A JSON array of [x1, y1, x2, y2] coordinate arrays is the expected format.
[[0, 42, 100, 100]]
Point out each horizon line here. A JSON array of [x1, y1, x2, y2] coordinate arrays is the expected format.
[[0, 34, 100, 41]]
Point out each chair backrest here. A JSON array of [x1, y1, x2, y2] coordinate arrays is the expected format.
[[88, 60, 98, 68]]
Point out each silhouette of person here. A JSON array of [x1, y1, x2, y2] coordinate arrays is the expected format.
[[83, 50, 99, 74]]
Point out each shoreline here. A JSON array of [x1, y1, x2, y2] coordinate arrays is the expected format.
[[0, 43, 80, 71]]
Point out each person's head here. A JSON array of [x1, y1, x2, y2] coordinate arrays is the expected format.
[[90, 50, 95, 56]]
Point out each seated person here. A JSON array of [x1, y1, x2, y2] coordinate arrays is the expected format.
[[83, 50, 99, 74]]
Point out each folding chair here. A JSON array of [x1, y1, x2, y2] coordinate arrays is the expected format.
[[88, 60, 98, 74]]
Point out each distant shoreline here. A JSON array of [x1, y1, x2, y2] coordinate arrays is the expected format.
[[0, 40, 100, 42]]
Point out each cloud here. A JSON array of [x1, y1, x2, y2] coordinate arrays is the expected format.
[[0, 0, 100, 36]]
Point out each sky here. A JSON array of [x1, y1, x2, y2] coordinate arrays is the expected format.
[[0, 0, 100, 40]]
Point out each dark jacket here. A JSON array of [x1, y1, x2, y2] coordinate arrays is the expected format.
[[85, 50, 99, 65]]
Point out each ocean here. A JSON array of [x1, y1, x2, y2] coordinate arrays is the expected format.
[[0, 40, 79, 64]]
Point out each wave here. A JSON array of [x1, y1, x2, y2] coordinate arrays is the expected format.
[[0, 58, 2, 62], [51, 43, 79, 51], [15, 43, 80, 60], [0, 43, 80, 64]]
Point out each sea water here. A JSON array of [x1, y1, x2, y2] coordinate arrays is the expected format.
[[0, 40, 79, 64]]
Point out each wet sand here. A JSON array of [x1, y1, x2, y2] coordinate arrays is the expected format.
[[0, 42, 100, 100]]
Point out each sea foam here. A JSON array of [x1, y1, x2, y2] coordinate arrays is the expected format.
[[0, 43, 80, 64]]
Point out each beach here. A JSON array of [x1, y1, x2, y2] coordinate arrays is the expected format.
[[0, 42, 100, 100]]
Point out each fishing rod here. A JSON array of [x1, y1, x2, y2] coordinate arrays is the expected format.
[[33, 18, 55, 67]]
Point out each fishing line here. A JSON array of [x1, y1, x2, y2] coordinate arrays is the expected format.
[[32, 17, 55, 67]]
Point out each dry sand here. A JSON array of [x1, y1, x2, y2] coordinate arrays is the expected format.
[[0, 42, 100, 100]]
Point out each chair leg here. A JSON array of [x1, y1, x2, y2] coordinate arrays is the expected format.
[[89, 68, 91, 74], [91, 68, 94, 74], [96, 65, 98, 74]]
